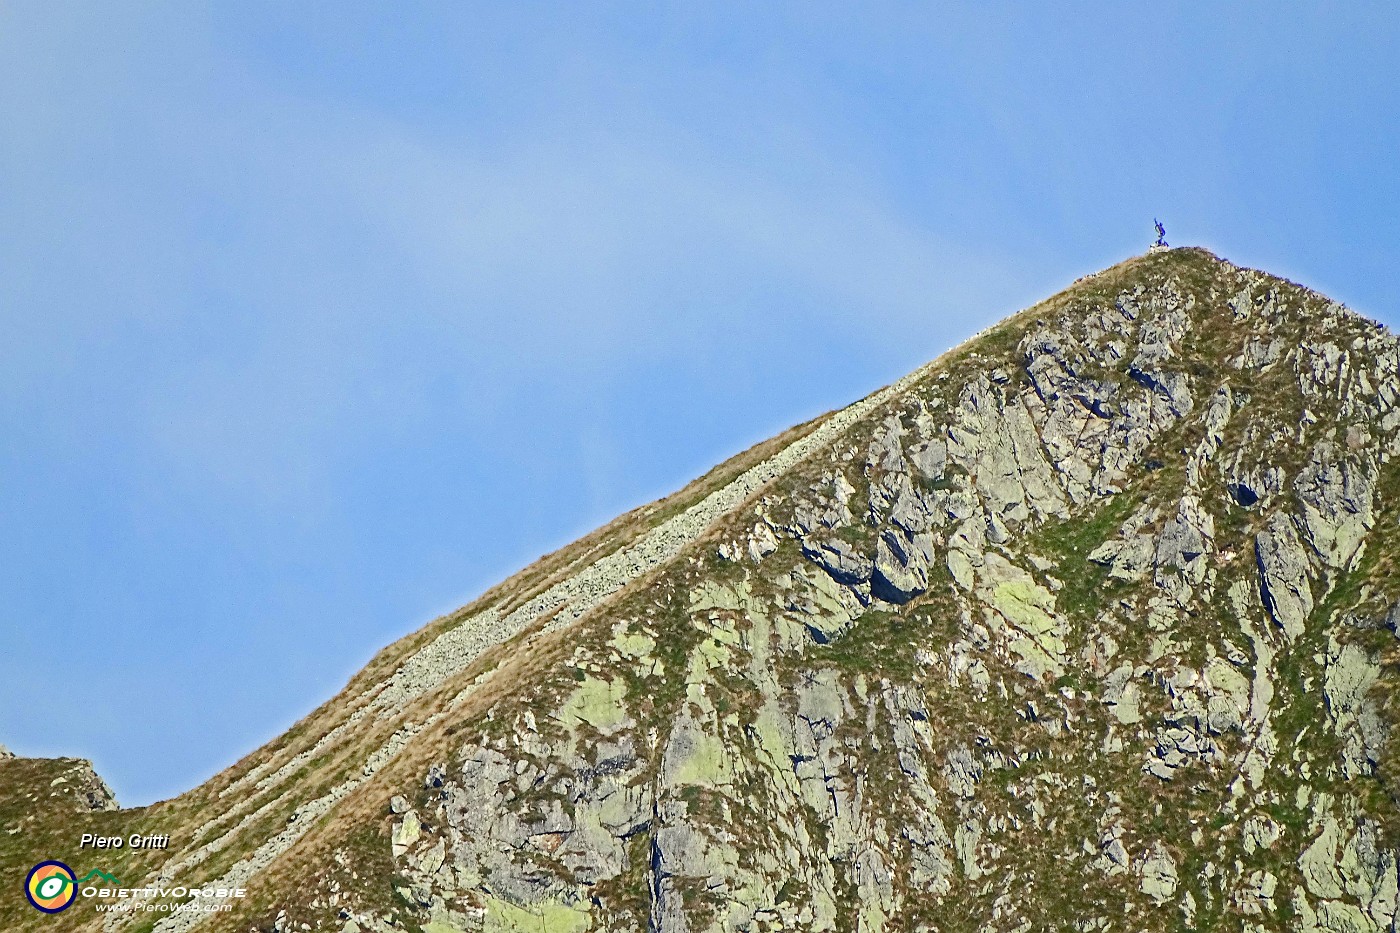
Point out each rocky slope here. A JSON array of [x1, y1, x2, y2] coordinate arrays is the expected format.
[[4, 247, 1398, 933]]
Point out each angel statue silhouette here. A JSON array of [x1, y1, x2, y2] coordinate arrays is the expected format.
[[1153, 219, 1168, 248]]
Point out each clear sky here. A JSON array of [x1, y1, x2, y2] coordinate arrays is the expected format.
[[2, 4, 1397, 806]]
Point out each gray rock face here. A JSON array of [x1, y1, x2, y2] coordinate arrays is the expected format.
[[1300, 816, 1347, 899], [1145, 724, 1218, 781], [1295, 442, 1377, 569], [412, 734, 651, 915], [1155, 496, 1212, 574], [947, 375, 1068, 524], [909, 438, 947, 481], [1324, 634, 1388, 778], [1139, 842, 1179, 905], [1256, 513, 1314, 640], [786, 567, 862, 643], [1238, 336, 1286, 371], [871, 529, 934, 603], [1017, 290, 1198, 501], [746, 522, 779, 562], [792, 472, 857, 536], [1130, 366, 1194, 418], [1235, 869, 1279, 916], [941, 745, 982, 799], [390, 810, 421, 858], [38, 758, 121, 812], [1103, 664, 1144, 725], [1089, 504, 1160, 582], [1243, 815, 1281, 854], [800, 534, 873, 587]]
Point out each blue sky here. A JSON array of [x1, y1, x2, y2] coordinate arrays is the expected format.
[[2, 3, 1396, 805]]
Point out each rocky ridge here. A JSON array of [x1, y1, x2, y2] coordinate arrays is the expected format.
[[4, 248, 1398, 933]]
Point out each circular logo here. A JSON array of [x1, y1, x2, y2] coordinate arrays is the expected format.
[[25, 861, 77, 913]]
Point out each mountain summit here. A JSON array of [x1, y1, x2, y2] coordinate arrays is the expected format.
[[5, 248, 1398, 933]]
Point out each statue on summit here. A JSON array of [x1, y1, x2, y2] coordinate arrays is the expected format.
[[1153, 219, 1168, 249]]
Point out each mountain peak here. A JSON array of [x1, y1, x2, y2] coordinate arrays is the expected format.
[[6, 250, 1398, 933]]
